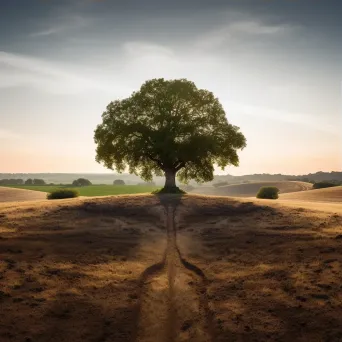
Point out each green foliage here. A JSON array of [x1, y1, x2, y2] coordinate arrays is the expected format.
[[72, 178, 92, 186], [25, 178, 33, 185], [113, 179, 125, 185], [313, 181, 339, 189], [47, 189, 79, 200], [213, 181, 228, 187], [94, 78, 246, 187], [256, 187, 279, 199]]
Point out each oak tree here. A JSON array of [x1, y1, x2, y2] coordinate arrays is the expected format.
[[94, 78, 246, 191]]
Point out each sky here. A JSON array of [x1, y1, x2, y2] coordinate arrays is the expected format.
[[0, 0, 341, 176]]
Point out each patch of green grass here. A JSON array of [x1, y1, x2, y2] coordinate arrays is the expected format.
[[5, 185, 161, 197]]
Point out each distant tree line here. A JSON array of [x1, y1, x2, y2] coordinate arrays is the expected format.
[[0, 178, 46, 185], [313, 181, 342, 189], [0, 179, 24, 185]]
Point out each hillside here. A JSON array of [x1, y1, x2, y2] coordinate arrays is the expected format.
[[0, 186, 46, 203], [191, 181, 312, 198], [280, 186, 342, 202], [212, 171, 342, 184]]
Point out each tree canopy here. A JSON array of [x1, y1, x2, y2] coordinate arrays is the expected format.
[[94, 78, 246, 189], [72, 178, 92, 187], [113, 179, 125, 185]]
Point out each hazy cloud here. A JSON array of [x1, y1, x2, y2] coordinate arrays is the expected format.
[[227, 101, 338, 135], [30, 15, 89, 37], [0, 51, 114, 94], [196, 18, 294, 49]]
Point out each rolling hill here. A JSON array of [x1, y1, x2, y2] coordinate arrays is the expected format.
[[0, 186, 46, 203], [191, 181, 312, 198], [279, 185, 342, 202]]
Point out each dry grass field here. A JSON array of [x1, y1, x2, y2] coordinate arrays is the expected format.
[[192, 181, 312, 197], [1, 194, 342, 341], [0, 187, 46, 203], [280, 186, 342, 202]]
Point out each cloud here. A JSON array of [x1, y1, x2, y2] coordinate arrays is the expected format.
[[195, 17, 294, 50], [229, 20, 290, 35], [226, 101, 338, 135], [0, 51, 119, 95], [30, 15, 89, 37]]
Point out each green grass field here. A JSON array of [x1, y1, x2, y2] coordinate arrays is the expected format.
[[5, 185, 160, 197]]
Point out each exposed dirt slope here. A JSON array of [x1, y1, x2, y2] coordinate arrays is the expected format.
[[192, 181, 312, 197], [1, 194, 342, 342], [0, 186, 46, 203], [279, 186, 342, 202]]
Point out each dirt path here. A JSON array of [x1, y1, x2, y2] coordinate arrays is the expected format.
[[136, 205, 214, 342]]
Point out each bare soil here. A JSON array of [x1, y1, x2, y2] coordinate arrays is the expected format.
[[1, 194, 342, 341]]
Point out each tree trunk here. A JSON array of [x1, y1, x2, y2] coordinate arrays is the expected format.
[[164, 169, 176, 189]]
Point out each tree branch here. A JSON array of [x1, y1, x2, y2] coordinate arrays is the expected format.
[[146, 153, 163, 168], [175, 161, 186, 171]]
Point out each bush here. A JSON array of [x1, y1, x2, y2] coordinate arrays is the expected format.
[[72, 178, 92, 186], [47, 189, 79, 200], [25, 178, 33, 185], [256, 186, 279, 199], [113, 179, 125, 185], [313, 182, 338, 189]]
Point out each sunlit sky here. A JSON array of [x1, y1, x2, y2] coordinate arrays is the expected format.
[[1, 0, 341, 175]]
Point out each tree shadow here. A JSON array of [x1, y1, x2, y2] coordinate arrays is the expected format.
[[0, 196, 167, 342], [176, 197, 342, 341]]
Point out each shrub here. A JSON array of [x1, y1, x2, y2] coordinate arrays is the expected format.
[[47, 189, 79, 200], [25, 178, 33, 185], [113, 179, 125, 185], [313, 182, 338, 189], [72, 178, 92, 186], [256, 186, 279, 199]]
